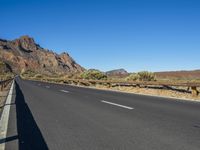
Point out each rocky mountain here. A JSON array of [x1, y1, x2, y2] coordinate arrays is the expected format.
[[106, 69, 129, 77], [0, 36, 84, 75]]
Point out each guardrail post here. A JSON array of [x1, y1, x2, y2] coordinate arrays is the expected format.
[[191, 86, 199, 97], [136, 84, 140, 88], [118, 84, 121, 90], [107, 83, 111, 88], [76, 80, 80, 86], [3, 82, 5, 89], [187, 87, 190, 92], [0, 84, 3, 91]]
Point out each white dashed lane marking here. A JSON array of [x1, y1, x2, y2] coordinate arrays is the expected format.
[[101, 100, 134, 110], [60, 90, 69, 93]]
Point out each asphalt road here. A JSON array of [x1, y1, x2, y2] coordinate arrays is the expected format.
[[5, 77, 200, 150]]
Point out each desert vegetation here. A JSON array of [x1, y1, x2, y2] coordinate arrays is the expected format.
[[80, 69, 107, 80], [126, 71, 156, 81]]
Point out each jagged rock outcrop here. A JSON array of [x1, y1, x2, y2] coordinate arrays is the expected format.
[[0, 35, 84, 75]]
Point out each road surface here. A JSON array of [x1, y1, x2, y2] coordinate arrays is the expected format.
[[4, 77, 200, 150]]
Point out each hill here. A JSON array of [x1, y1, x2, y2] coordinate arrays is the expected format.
[[106, 69, 129, 78]]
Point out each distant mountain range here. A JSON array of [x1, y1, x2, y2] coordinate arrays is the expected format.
[[0, 36, 84, 75], [106, 69, 200, 80]]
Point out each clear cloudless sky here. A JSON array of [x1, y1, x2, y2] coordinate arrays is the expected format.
[[1, 0, 200, 72]]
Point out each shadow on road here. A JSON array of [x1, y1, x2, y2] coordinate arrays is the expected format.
[[0, 135, 18, 144], [15, 81, 49, 150]]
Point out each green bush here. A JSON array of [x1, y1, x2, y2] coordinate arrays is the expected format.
[[80, 69, 107, 80], [126, 71, 156, 81]]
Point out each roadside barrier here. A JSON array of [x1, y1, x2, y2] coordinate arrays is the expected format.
[[39, 78, 200, 97], [0, 78, 13, 91]]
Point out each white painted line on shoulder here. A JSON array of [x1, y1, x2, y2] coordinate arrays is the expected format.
[[0, 80, 14, 150], [45, 86, 50, 88], [60, 90, 69, 93], [101, 100, 134, 110]]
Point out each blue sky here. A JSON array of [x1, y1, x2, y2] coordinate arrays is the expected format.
[[1, 0, 200, 72]]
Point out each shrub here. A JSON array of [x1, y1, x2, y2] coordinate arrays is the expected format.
[[126, 73, 139, 81], [126, 71, 156, 81], [80, 69, 107, 80], [137, 71, 156, 81]]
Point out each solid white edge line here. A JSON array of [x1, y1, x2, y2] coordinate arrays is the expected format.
[[60, 90, 69, 93], [0, 80, 14, 150], [101, 100, 134, 110]]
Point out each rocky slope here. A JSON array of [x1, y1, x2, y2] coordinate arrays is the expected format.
[[0, 36, 84, 75]]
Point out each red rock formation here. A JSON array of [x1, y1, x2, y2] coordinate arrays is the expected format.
[[0, 36, 84, 75]]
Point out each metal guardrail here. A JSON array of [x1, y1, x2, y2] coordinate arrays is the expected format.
[[61, 79, 200, 97], [65, 79, 200, 87], [0, 78, 13, 91], [38, 77, 200, 97]]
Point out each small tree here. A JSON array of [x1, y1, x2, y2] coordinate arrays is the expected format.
[[80, 69, 107, 80]]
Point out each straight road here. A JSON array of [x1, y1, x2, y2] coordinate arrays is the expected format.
[[4, 77, 200, 150]]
